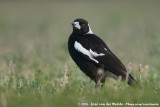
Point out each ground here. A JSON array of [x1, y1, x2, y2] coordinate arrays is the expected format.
[[0, 1, 160, 107]]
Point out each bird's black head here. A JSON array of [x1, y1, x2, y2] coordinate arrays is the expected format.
[[72, 18, 93, 35]]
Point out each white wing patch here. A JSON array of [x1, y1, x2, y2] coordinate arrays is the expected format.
[[104, 48, 107, 51], [74, 41, 105, 63], [89, 49, 105, 57]]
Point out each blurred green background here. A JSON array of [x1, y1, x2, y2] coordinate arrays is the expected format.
[[0, 1, 160, 107]]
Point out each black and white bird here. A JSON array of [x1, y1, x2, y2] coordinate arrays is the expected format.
[[68, 18, 137, 87]]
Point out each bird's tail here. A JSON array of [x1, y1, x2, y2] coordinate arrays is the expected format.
[[127, 74, 140, 87]]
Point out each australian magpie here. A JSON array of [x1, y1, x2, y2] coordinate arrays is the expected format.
[[68, 18, 137, 87]]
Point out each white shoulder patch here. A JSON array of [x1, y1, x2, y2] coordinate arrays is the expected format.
[[74, 41, 105, 63]]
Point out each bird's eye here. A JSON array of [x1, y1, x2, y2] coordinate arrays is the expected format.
[[80, 23, 85, 28]]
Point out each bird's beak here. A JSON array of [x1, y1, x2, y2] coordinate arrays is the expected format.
[[72, 22, 75, 25], [72, 22, 81, 30]]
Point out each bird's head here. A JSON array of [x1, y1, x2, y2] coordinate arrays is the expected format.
[[72, 18, 93, 35]]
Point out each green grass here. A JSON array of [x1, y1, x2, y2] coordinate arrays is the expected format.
[[0, 1, 160, 107]]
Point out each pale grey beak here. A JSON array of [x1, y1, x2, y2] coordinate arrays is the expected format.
[[72, 22, 81, 29]]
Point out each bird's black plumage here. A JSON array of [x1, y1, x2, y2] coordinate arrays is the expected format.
[[68, 18, 137, 87]]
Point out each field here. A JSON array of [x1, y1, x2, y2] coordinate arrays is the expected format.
[[0, 1, 160, 107]]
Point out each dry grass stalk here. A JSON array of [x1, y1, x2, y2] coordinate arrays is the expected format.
[[55, 78, 60, 93], [1, 93, 7, 107], [144, 65, 150, 78], [113, 76, 122, 90], [64, 64, 68, 85], [19, 79, 23, 88], [138, 64, 143, 82], [118, 76, 122, 83], [59, 65, 69, 87], [8, 60, 15, 75]]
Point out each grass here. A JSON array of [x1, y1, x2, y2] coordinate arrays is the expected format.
[[0, 1, 160, 107]]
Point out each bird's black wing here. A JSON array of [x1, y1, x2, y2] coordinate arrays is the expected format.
[[75, 34, 127, 77]]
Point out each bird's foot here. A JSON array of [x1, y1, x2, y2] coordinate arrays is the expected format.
[[101, 83, 104, 87], [95, 83, 104, 88]]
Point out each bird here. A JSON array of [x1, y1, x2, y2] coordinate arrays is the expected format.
[[68, 18, 138, 88]]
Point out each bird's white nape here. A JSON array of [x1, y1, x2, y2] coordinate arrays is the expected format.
[[74, 41, 105, 63], [85, 24, 93, 34]]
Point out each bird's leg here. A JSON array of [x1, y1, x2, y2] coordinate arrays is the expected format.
[[94, 80, 100, 88], [95, 83, 98, 88]]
